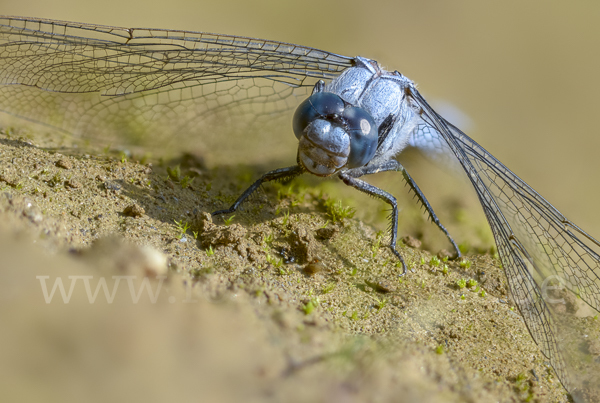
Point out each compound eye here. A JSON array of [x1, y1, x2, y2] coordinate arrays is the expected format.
[[292, 92, 345, 139], [342, 106, 378, 168]]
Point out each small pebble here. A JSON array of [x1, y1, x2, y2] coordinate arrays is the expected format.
[[402, 235, 421, 249], [365, 278, 396, 293], [122, 204, 145, 217], [316, 227, 337, 240], [55, 159, 72, 169], [303, 259, 325, 275], [64, 179, 81, 189]]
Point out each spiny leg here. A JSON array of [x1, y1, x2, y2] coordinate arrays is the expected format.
[[343, 160, 461, 266], [397, 166, 461, 259], [212, 165, 304, 216], [338, 170, 407, 275]]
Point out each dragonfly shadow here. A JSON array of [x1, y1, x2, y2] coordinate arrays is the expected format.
[[114, 154, 371, 271]]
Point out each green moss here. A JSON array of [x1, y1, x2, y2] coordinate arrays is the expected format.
[[459, 259, 472, 269], [429, 256, 441, 267], [166, 164, 181, 181], [325, 199, 355, 223]]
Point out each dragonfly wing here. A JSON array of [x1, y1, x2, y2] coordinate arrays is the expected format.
[[0, 16, 353, 161], [408, 86, 600, 398]]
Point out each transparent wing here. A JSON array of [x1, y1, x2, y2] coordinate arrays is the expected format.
[[408, 87, 600, 398], [0, 16, 353, 161], [408, 123, 462, 172]]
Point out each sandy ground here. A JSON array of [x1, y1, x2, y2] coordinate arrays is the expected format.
[[0, 129, 581, 402]]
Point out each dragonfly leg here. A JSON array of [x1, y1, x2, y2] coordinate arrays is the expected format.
[[212, 165, 304, 216], [399, 166, 461, 259], [338, 169, 407, 275], [343, 159, 461, 264]]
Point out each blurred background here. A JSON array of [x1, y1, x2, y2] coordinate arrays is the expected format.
[[2, 0, 600, 250]]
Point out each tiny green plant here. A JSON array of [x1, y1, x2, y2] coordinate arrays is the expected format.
[[263, 233, 274, 245], [282, 210, 290, 226], [192, 231, 198, 239], [266, 253, 283, 268], [302, 300, 316, 315], [166, 165, 181, 181], [180, 175, 194, 189], [173, 219, 191, 239], [515, 372, 528, 384], [467, 279, 478, 288], [302, 291, 320, 315], [223, 215, 235, 226], [322, 282, 336, 294], [456, 278, 467, 289], [325, 199, 355, 223], [429, 256, 441, 267], [372, 231, 384, 257], [47, 173, 62, 187], [435, 345, 444, 355], [373, 296, 388, 311], [441, 264, 449, 275], [206, 245, 215, 256], [459, 259, 472, 269], [278, 266, 291, 275]]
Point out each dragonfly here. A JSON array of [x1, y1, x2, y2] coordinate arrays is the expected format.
[[0, 16, 598, 400]]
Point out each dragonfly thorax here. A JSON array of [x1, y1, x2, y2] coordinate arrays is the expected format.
[[293, 91, 378, 176]]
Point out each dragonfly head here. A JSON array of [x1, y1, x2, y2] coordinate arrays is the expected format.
[[292, 92, 378, 176]]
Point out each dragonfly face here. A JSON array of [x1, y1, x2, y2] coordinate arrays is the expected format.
[[293, 88, 378, 175]]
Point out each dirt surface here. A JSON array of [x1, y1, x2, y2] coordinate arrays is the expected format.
[[0, 129, 576, 402]]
